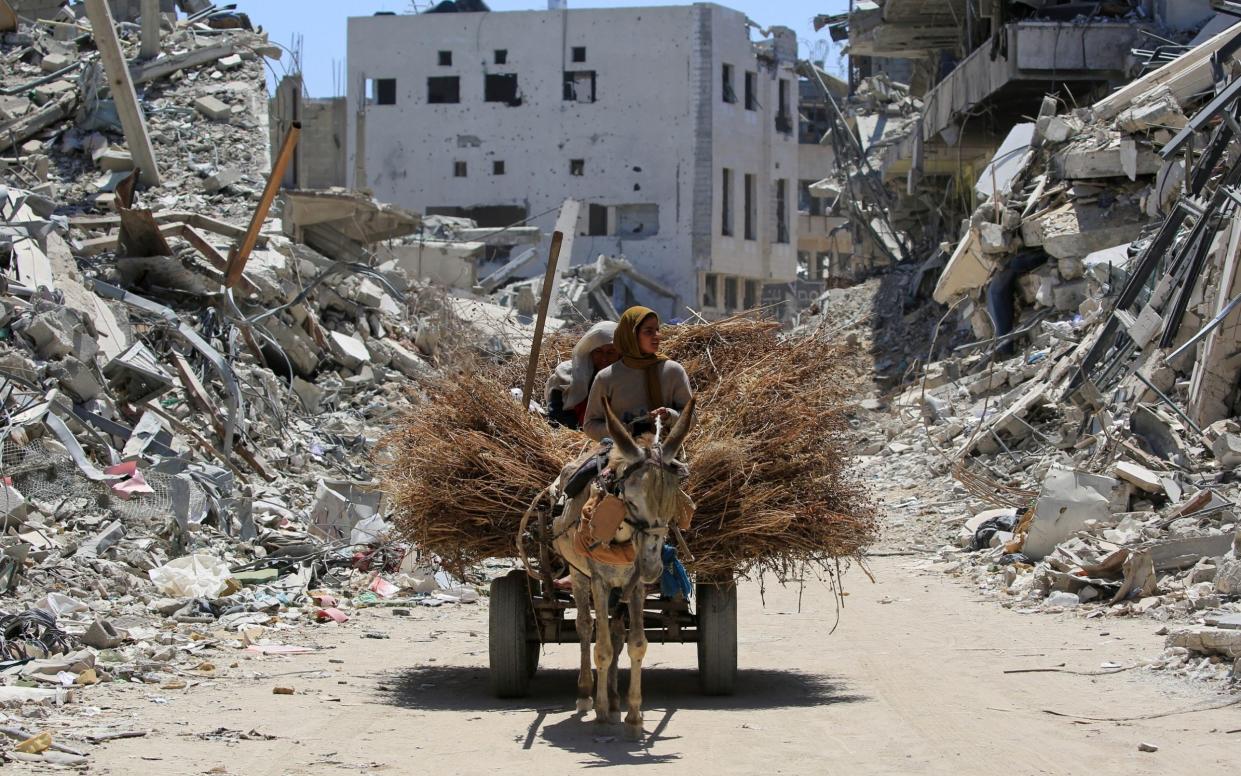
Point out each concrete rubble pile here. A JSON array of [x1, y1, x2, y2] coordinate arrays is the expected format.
[[0, 2, 508, 762], [872, 25, 1241, 684]]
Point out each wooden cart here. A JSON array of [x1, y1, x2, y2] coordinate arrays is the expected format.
[[487, 502, 736, 698]]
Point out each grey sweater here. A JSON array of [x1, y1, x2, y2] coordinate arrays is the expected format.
[[582, 359, 692, 442]]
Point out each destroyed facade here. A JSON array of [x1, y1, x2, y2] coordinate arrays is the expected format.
[[343, 3, 802, 321]]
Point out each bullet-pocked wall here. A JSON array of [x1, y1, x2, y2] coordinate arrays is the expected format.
[[345, 3, 798, 319]]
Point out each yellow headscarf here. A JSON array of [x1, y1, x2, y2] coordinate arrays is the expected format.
[[615, 306, 668, 411]]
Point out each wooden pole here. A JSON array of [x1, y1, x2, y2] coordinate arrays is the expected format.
[[83, 0, 161, 186], [139, 0, 161, 60], [520, 230, 564, 411], [224, 121, 300, 288]]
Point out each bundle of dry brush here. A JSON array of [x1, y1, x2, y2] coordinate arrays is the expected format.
[[377, 315, 878, 579]]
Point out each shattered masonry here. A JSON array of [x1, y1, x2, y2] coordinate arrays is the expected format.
[[816, 0, 1241, 683]]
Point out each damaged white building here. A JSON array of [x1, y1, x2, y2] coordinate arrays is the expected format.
[[344, 3, 800, 319]]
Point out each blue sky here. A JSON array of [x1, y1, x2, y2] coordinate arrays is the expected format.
[[249, 0, 850, 97]]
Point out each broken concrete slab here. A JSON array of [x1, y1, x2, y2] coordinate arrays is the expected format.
[[1112, 461, 1163, 494], [932, 228, 993, 303], [1026, 199, 1147, 260], [1024, 466, 1118, 560], [1167, 626, 1241, 658], [1053, 139, 1162, 179]]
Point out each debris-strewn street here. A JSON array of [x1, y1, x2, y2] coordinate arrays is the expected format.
[[0, 0, 1238, 771], [67, 557, 1240, 776]]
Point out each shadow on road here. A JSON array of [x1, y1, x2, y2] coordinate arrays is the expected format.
[[374, 664, 866, 713], [374, 664, 866, 766]]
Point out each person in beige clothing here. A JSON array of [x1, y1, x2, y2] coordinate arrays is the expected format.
[[582, 306, 692, 442]]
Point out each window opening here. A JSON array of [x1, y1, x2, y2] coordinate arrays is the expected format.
[[572, 46, 586, 62], [722, 63, 736, 103], [744, 173, 756, 240], [570, 159, 585, 176], [721, 168, 733, 236], [563, 71, 596, 103], [494, 49, 507, 64], [588, 204, 608, 236], [376, 78, 396, 106], [438, 50, 452, 66], [493, 160, 505, 175], [776, 79, 792, 133], [776, 179, 789, 244], [427, 76, 460, 103], [485, 73, 521, 105], [453, 161, 467, 177], [724, 277, 738, 311], [744, 71, 757, 110], [703, 274, 719, 308]]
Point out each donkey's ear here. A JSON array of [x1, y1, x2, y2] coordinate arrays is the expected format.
[[663, 396, 696, 458], [603, 396, 641, 462]]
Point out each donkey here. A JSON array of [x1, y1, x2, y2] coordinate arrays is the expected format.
[[552, 396, 696, 741]]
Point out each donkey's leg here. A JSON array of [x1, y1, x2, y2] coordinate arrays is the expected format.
[[623, 581, 649, 741], [570, 570, 593, 714], [590, 575, 614, 724], [607, 609, 624, 723]]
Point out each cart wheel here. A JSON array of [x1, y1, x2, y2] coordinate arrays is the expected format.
[[696, 580, 737, 695], [526, 640, 540, 679], [489, 570, 535, 697]]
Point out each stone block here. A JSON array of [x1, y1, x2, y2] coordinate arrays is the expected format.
[[202, 167, 241, 193], [31, 79, 74, 106], [93, 148, 133, 172], [327, 331, 370, 371], [978, 222, 1007, 255], [25, 308, 96, 362], [0, 485, 28, 528], [266, 318, 321, 377], [1057, 256, 1084, 281], [1043, 116, 1073, 144], [1052, 279, 1088, 312], [217, 54, 243, 71], [52, 356, 104, 402], [1214, 559, 1241, 596], [1212, 433, 1241, 467], [40, 52, 72, 73], [383, 339, 432, 380], [193, 95, 231, 121]]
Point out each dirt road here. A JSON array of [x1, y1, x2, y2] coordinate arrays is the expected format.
[[63, 554, 1235, 775]]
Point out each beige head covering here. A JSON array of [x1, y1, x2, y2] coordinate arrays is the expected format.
[[544, 321, 618, 408]]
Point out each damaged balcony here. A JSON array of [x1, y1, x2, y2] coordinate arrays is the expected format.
[[836, 0, 968, 59], [922, 20, 1147, 143]]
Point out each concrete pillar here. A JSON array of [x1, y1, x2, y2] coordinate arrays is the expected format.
[[139, 0, 160, 60]]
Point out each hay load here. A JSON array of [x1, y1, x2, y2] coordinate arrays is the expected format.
[[378, 316, 878, 579]]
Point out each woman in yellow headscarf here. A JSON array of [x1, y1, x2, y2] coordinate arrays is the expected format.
[[582, 306, 692, 442]]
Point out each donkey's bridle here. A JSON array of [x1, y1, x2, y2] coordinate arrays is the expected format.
[[602, 444, 688, 537]]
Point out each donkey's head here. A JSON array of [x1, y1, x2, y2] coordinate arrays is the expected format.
[[603, 396, 696, 584]]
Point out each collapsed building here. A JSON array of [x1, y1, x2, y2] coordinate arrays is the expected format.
[[813, 0, 1241, 677]]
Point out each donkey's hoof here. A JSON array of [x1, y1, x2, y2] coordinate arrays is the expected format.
[[623, 722, 644, 742], [593, 710, 610, 725], [575, 697, 592, 714], [608, 710, 622, 725]]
